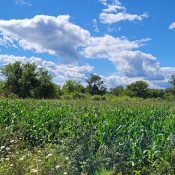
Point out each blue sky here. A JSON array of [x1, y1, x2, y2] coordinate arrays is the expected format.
[[0, 0, 175, 88]]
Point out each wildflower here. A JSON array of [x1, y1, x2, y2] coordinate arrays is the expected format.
[[5, 157, 10, 161], [19, 155, 26, 161], [0, 158, 4, 162], [6, 147, 10, 151], [55, 165, 60, 169], [0, 146, 5, 150], [65, 156, 69, 160], [63, 172, 68, 175], [19, 157, 24, 161], [46, 153, 53, 159], [31, 169, 38, 173], [10, 140, 15, 144]]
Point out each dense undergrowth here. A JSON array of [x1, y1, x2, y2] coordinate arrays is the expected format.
[[0, 98, 175, 174]]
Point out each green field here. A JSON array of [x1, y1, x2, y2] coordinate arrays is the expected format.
[[1, 98, 175, 174]]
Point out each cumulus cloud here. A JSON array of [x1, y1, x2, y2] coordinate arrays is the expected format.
[[0, 15, 173, 88], [103, 72, 172, 89], [0, 34, 15, 47], [0, 54, 93, 84], [82, 35, 162, 80], [169, 22, 175, 30], [99, 0, 148, 24], [81, 34, 175, 88], [0, 15, 91, 62]]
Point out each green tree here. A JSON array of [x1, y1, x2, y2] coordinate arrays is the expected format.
[[62, 80, 85, 94], [1, 61, 23, 96], [34, 68, 55, 98], [168, 75, 175, 96], [169, 75, 175, 87], [110, 85, 124, 96], [1, 61, 56, 98], [19, 63, 38, 98], [86, 74, 106, 95], [53, 84, 63, 97], [126, 81, 149, 98], [148, 89, 165, 99], [0, 81, 5, 95]]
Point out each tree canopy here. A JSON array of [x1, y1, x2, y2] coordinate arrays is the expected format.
[[126, 81, 149, 98], [1, 62, 56, 98], [86, 74, 106, 95]]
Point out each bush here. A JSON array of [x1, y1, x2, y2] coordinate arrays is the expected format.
[[92, 95, 106, 101], [72, 93, 86, 99], [62, 95, 72, 100], [8, 93, 18, 99]]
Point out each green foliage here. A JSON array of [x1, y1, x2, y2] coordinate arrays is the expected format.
[[95, 168, 111, 175], [126, 81, 149, 98], [92, 95, 106, 101], [0, 80, 5, 95], [1, 62, 56, 98], [34, 68, 56, 98], [148, 89, 165, 99], [72, 92, 86, 99], [86, 74, 107, 95], [62, 80, 86, 94], [1, 62, 175, 100], [0, 99, 175, 174], [1, 61, 23, 96], [169, 75, 175, 88], [110, 85, 124, 96]]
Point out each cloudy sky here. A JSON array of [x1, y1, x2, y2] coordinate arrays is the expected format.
[[0, 0, 175, 88]]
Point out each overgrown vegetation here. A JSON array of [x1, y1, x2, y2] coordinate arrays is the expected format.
[[0, 99, 175, 174], [1, 61, 175, 100]]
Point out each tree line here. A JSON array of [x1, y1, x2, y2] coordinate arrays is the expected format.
[[0, 61, 175, 100]]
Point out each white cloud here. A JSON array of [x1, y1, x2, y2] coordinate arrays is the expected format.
[[82, 34, 175, 88], [92, 19, 99, 32], [100, 12, 147, 25], [169, 22, 175, 30], [99, 0, 148, 24], [0, 54, 93, 84], [82, 35, 161, 79], [0, 15, 91, 62], [0, 14, 173, 89], [15, 0, 32, 6], [0, 34, 15, 47], [103, 70, 173, 89]]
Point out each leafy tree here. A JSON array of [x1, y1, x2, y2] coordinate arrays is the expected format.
[[168, 75, 175, 96], [1, 61, 23, 96], [110, 85, 124, 96], [169, 75, 175, 87], [34, 68, 55, 98], [126, 81, 149, 98], [19, 63, 38, 98], [62, 80, 76, 94], [62, 80, 85, 94], [54, 84, 63, 97], [1, 62, 56, 98], [0, 81, 5, 95], [86, 74, 106, 95], [74, 83, 86, 93], [148, 89, 165, 99]]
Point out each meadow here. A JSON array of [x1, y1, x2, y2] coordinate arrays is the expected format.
[[0, 97, 175, 174]]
